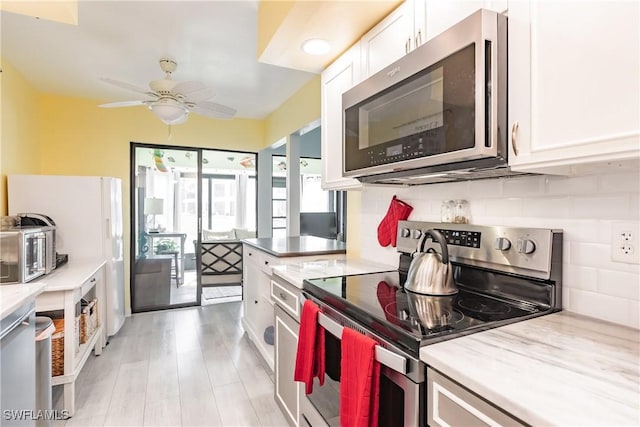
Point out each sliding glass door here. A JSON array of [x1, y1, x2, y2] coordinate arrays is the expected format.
[[131, 145, 201, 312], [130, 144, 257, 312], [199, 150, 256, 305]]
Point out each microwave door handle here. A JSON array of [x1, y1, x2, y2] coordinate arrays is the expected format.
[[317, 312, 407, 375]]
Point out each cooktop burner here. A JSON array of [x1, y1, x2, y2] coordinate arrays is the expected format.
[[304, 270, 547, 356], [458, 297, 512, 316]]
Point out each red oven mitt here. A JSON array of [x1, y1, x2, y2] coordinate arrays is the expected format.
[[377, 195, 413, 247]]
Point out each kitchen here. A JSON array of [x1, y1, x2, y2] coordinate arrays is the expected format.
[[1, 0, 639, 426]]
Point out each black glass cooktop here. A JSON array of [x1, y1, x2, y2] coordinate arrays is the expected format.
[[303, 271, 545, 356]]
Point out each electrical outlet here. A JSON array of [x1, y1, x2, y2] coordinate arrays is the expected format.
[[611, 221, 640, 264]]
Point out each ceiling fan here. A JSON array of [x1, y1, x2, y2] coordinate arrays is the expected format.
[[99, 58, 236, 124]]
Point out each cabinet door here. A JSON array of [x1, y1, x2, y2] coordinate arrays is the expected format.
[[509, 0, 640, 173], [320, 43, 363, 191], [424, 0, 486, 41], [275, 305, 300, 427], [427, 367, 525, 427], [242, 253, 261, 333], [360, 1, 412, 78]]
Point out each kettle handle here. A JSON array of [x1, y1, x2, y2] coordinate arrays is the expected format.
[[417, 229, 449, 264]]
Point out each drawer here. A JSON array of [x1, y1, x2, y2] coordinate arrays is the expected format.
[[271, 279, 300, 321], [244, 246, 264, 266], [244, 246, 278, 275], [260, 252, 278, 275], [80, 271, 100, 297], [427, 367, 525, 427]]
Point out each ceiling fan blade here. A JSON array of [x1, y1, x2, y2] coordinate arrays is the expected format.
[[98, 100, 147, 108], [100, 77, 157, 98], [191, 101, 237, 119], [173, 81, 215, 102]]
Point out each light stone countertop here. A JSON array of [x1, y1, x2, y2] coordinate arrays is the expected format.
[[271, 258, 396, 288], [420, 312, 640, 426], [1, 259, 106, 320], [0, 282, 47, 320], [34, 259, 106, 292]]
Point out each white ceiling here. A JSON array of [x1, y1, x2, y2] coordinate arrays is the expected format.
[[0, 0, 319, 119]]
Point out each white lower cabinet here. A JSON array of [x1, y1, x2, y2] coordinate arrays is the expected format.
[[272, 274, 304, 427], [275, 304, 301, 427], [427, 367, 525, 427], [242, 245, 277, 371]]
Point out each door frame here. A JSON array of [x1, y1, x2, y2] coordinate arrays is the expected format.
[[129, 142, 258, 313]]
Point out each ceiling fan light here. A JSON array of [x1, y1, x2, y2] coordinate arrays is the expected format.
[[151, 102, 188, 124]]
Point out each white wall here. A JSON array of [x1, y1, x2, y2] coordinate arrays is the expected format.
[[358, 169, 640, 329]]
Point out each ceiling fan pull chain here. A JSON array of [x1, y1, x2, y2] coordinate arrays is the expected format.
[[167, 124, 173, 140]]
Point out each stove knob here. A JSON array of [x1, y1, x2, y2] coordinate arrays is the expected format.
[[495, 237, 512, 251], [517, 239, 536, 254], [401, 228, 410, 238], [412, 229, 423, 239]]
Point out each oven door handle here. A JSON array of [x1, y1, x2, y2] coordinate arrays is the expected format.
[[318, 312, 408, 375]]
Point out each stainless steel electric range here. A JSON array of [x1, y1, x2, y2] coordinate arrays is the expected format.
[[300, 221, 563, 427]]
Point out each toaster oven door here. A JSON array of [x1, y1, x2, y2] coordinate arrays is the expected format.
[[22, 231, 47, 282]]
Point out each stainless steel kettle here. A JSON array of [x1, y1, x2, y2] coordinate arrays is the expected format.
[[404, 229, 458, 295]]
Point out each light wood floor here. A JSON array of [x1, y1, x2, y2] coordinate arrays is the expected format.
[[55, 302, 287, 426]]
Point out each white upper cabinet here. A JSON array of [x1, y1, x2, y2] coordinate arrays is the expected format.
[[321, 42, 363, 190], [508, 0, 640, 174], [424, 0, 506, 41], [360, 1, 413, 78], [360, 0, 436, 78]]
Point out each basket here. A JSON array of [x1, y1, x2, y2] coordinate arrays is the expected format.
[[51, 318, 65, 377], [80, 298, 98, 344], [50, 316, 81, 377]]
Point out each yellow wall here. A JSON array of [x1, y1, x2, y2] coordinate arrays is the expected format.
[[0, 56, 323, 314], [264, 74, 320, 145], [0, 60, 42, 215]]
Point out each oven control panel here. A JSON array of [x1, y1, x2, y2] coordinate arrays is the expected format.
[[437, 229, 481, 248], [396, 220, 563, 280]]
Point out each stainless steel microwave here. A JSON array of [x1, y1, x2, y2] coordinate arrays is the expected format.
[[343, 9, 520, 185], [0, 226, 56, 284]]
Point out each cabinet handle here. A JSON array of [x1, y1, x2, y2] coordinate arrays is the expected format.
[[279, 292, 287, 301], [248, 252, 252, 256], [511, 121, 520, 156], [264, 261, 269, 266], [254, 300, 258, 304], [405, 38, 411, 54], [90, 278, 96, 283], [415, 30, 422, 48]]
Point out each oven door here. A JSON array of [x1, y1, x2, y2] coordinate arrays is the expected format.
[[300, 310, 424, 427], [343, 9, 506, 179]]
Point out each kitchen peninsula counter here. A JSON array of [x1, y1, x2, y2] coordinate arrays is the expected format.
[[272, 258, 396, 288], [242, 235, 347, 258], [420, 312, 640, 426]]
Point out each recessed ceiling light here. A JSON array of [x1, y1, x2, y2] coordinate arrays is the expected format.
[[301, 39, 330, 55]]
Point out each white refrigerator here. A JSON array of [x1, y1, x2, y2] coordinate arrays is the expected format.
[[8, 175, 126, 336]]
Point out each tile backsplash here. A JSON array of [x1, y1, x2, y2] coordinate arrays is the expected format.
[[358, 169, 640, 329]]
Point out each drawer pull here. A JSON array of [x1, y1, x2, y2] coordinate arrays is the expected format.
[[90, 278, 96, 283], [279, 292, 287, 301], [264, 261, 269, 266]]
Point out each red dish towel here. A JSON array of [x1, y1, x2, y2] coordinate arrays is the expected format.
[[294, 300, 326, 394], [340, 328, 381, 427]]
